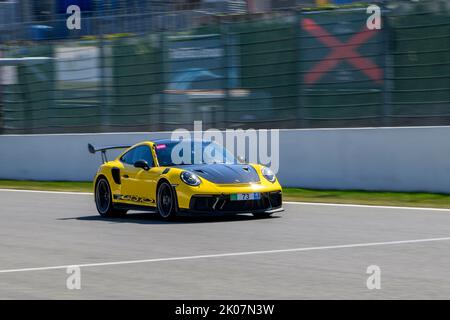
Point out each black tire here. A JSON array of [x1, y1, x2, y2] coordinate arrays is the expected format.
[[95, 178, 127, 217], [252, 212, 273, 218], [157, 181, 177, 220]]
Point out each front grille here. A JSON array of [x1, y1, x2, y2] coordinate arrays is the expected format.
[[189, 191, 282, 213], [190, 196, 218, 212]]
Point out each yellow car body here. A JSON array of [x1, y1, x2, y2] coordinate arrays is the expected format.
[[91, 140, 283, 218]]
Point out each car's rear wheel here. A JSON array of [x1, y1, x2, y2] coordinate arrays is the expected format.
[[95, 178, 127, 217], [157, 181, 177, 220]]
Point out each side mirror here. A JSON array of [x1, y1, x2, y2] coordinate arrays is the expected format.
[[237, 155, 246, 164], [134, 160, 150, 171]]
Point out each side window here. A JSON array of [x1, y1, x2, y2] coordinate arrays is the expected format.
[[120, 148, 136, 165], [132, 146, 154, 167]]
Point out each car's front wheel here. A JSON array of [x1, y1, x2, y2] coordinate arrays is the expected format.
[[157, 181, 177, 220], [95, 178, 127, 217]]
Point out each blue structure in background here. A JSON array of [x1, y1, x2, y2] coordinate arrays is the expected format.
[[56, 0, 93, 13], [332, 0, 357, 3]]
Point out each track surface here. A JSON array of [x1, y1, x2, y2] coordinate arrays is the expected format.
[[1, 190, 450, 299]]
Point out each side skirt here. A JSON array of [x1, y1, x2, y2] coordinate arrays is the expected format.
[[113, 203, 157, 213]]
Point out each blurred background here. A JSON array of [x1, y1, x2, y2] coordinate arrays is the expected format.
[[0, 0, 448, 134]]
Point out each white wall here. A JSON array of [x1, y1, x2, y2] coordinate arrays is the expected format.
[[1, 126, 449, 193]]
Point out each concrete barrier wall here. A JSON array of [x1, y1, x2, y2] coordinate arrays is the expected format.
[[1, 126, 449, 193]]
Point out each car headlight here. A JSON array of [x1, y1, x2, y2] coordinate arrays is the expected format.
[[262, 166, 276, 183], [180, 171, 201, 186]]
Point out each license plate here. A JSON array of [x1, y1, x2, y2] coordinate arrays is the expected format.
[[230, 193, 260, 201]]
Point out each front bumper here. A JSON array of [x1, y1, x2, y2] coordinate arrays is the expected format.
[[180, 191, 283, 215]]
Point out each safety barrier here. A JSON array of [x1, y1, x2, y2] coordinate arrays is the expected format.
[[0, 126, 449, 193], [0, 0, 449, 134]]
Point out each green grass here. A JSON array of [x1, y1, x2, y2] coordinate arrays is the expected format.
[[0, 180, 449, 209], [284, 188, 450, 209]]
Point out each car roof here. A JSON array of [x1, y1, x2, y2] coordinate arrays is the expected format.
[[152, 139, 208, 145], [151, 139, 178, 145]]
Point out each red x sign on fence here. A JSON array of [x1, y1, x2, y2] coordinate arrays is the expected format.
[[302, 18, 383, 85]]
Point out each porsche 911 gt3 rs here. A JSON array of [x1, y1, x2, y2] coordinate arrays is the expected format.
[[89, 139, 283, 219]]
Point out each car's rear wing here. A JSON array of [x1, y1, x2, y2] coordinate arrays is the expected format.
[[88, 143, 131, 163]]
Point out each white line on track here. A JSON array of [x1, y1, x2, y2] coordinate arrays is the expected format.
[[1, 188, 449, 212], [1, 237, 450, 274], [0, 188, 91, 195]]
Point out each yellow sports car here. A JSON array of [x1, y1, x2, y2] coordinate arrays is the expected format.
[[88, 139, 283, 219]]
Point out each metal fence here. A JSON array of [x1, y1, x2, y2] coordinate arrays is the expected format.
[[0, 0, 449, 134]]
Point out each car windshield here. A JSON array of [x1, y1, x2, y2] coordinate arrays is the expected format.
[[155, 141, 237, 167]]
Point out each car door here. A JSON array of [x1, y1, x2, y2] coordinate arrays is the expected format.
[[120, 145, 158, 207], [133, 145, 159, 207]]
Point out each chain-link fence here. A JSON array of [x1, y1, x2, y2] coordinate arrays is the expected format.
[[0, 0, 449, 134]]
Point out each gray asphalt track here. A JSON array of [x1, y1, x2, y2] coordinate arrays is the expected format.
[[1, 189, 450, 299]]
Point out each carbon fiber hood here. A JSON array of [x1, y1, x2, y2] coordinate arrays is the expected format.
[[177, 164, 260, 184]]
